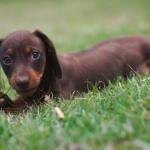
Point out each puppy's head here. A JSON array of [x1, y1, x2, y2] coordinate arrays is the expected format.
[[0, 30, 62, 97]]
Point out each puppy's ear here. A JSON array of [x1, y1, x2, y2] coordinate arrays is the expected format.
[[34, 29, 62, 78]]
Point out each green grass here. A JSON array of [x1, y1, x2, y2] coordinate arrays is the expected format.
[[1, 0, 150, 149]]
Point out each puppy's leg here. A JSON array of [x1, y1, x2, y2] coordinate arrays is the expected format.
[[0, 92, 36, 112], [0, 92, 15, 108]]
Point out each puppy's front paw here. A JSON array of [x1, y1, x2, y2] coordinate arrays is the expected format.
[[0, 92, 15, 110]]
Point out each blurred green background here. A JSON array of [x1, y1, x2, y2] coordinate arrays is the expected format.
[[0, 0, 150, 53]]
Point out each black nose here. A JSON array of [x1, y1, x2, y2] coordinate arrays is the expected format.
[[15, 76, 30, 89]]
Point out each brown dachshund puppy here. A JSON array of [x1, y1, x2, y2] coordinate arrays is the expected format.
[[0, 29, 150, 111]]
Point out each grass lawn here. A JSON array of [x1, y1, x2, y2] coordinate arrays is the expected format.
[[0, 0, 150, 149]]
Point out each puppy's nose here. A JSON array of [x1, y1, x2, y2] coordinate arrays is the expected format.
[[16, 76, 30, 89]]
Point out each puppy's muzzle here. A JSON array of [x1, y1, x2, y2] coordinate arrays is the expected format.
[[15, 76, 30, 89]]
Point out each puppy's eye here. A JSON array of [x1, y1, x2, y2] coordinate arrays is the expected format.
[[31, 52, 40, 60], [3, 56, 11, 64]]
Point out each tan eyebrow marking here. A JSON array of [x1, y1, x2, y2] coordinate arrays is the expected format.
[[25, 47, 31, 54], [7, 48, 13, 55]]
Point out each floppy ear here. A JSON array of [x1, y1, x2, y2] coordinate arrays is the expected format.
[[34, 29, 62, 78]]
